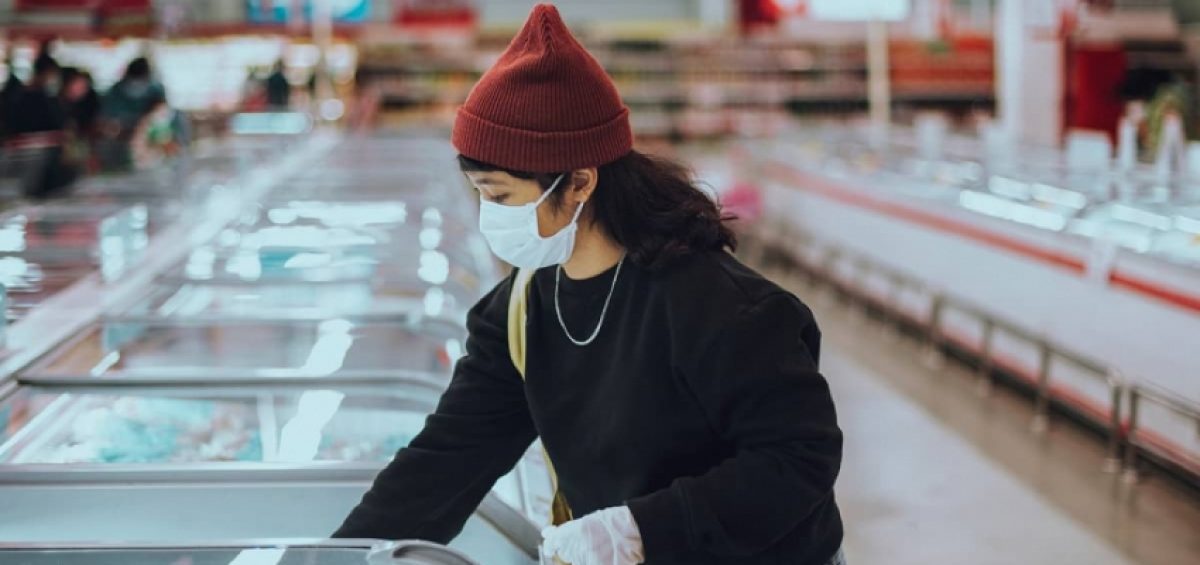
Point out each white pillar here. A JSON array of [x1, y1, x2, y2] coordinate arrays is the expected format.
[[996, 0, 1064, 147], [867, 18, 891, 143], [996, 0, 1024, 143], [695, 0, 732, 27]]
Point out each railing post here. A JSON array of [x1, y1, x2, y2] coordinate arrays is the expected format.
[[1031, 342, 1052, 434], [881, 273, 905, 341], [922, 295, 946, 370], [818, 248, 841, 307], [976, 319, 995, 397], [1103, 370, 1124, 474], [1122, 386, 1141, 484], [848, 259, 871, 324]]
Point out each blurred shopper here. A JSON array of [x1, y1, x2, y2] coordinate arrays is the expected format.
[[335, 5, 845, 565], [10, 55, 63, 136], [6, 54, 78, 199], [60, 68, 101, 172], [61, 68, 101, 137], [346, 70, 381, 133], [1, 52, 23, 138], [129, 94, 189, 170], [98, 57, 165, 170], [106, 57, 164, 117], [265, 59, 291, 110]]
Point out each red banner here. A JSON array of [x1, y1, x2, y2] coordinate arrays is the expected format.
[[15, 0, 100, 9], [12, 0, 152, 36], [15, 0, 149, 13], [393, 0, 476, 28]]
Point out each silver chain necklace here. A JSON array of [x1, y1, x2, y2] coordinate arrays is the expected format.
[[554, 256, 625, 346]]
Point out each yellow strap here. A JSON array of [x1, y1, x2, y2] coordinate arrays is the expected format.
[[506, 268, 574, 527], [506, 268, 536, 379]]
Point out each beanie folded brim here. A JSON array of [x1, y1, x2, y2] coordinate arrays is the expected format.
[[452, 106, 633, 173]]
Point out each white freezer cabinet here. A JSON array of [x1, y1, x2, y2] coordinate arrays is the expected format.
[[18, 319, 464, 386], [765, 136, 1200, 269]]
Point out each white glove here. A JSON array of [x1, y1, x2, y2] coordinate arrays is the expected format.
[[541, 506, 645, 565]]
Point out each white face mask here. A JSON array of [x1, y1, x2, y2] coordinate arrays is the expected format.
[[478, 174, 584, 269]]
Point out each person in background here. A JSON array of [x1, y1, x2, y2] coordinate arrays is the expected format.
[[11, 54, 63, 136], [103, 57, 164, 127], [8, 54, 77, 199], [59, 67, 101, 172], [265, 59, 290, 110], [61, 68, 100, 137], [98, 57, 165, 170], [346, 69, 381, 133], [334, 5, 845, 565], [1, 51, 23, 138], [129, 94, 188, 170]]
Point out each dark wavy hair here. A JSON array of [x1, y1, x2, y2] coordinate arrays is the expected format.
[[459, 150, 737, 268]]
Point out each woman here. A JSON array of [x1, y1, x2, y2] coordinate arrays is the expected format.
[[335, 5, 844, 564]]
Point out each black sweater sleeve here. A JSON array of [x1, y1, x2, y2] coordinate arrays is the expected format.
[[333, 276, 537, 542], [627, 292, 842, 560]]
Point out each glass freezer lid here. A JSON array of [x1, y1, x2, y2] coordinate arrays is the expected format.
[[1, 257, 92, 322], [0, 203, 157, 249], [120, 281, 472, 323], [165, 245, 489, 300], [0, 384, 439, 465], [231, 200, 477, 241], [21, 319, 464, 383]]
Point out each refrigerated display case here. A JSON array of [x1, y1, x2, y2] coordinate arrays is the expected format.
[[19, 319, 464, 386], [760, 128, 1200, 270], [0, 384, 542, 563]]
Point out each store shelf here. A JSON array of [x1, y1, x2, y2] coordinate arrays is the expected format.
[[358, 34, 994, 138]]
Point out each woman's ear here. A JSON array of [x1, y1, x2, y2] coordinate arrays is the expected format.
[[570, 168, 599, 203]]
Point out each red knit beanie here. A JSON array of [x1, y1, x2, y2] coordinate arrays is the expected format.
[[452, 4, 633, 173]]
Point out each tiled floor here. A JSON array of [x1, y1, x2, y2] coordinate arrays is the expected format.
[[781, 274, 1200, 565]]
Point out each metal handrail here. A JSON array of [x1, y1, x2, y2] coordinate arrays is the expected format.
[[1123, 381, 1200, 480], [754, 224, 1130, 472]]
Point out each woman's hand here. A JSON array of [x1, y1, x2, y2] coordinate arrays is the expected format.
[[541, 506, 644, 565]]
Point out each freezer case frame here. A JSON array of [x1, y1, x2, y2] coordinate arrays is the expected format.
[[16, 316, 466, 387]]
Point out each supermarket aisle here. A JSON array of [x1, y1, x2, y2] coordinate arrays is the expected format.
[[788, 275, 1200, 565]]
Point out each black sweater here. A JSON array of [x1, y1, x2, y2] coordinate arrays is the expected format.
[[334, 251, 844, 564]]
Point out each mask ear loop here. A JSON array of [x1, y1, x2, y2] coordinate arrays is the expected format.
[[533, 174, 567, 208], [568, 196, 586, 224], [538, 174, 587, 223], [533, 173, 586, 228]]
